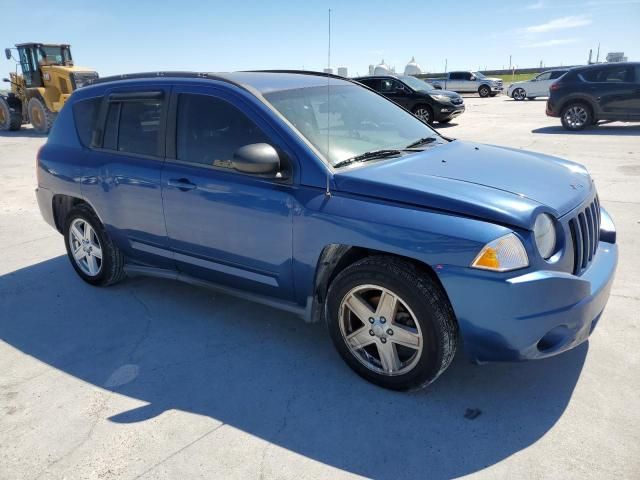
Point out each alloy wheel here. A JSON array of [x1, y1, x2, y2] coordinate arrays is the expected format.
[[68, 218, 103, 276], [414, 108, 431, 123], [563, 105, 588, 129], [513, 88, 526, 100], [339, 284, 423, 376]]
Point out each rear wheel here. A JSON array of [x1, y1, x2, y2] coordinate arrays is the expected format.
[[28, 97, 56, 134], [412, 105, 433, 125], [561, 102, 592, 131], [478, 85, 490, 97], [64, 205, 125, 286], [0, 97, 21, 131], [512, 88, 526, 101], [326, 256, 458, 390]]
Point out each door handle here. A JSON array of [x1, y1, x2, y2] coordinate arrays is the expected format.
[[167, 178, 197, 191]]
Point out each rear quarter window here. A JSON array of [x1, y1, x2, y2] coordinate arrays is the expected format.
[[72, 97, 101, 147]]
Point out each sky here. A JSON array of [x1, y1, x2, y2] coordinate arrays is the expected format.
[[1, 0, 639, 79]]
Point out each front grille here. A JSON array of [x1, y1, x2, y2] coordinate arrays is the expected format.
[[569, 196, 601, 275]]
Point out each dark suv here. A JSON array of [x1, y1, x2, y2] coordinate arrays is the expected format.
[[354, 75, 465, 124], [547, 62, 640, 130]]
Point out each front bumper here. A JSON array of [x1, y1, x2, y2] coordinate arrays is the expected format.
[[435, 104, 465, 121], [438, 228, 617, 363]]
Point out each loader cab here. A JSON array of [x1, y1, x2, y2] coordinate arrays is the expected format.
[[15, 43, 73, 88]]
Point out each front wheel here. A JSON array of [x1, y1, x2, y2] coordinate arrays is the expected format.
[[561, 102, 592, 131], [326, 256, 458, 390], [412, 105, 433, 125], [478, 85, 490, 97], [28, 97, 56, 134], [512, 88, 526, 101]]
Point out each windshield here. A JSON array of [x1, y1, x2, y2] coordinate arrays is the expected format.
[[36, 46, 72, 66], [399, 75, 435, 91], [264, 84, 440, 166], [472, 71, 486, 79]]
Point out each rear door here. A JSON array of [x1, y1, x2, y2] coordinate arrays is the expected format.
[[160, 86, 296, 300], [531, 71, 552, 96], [585, 65, 636, 119], [82, 87, 173, 269], [447, 72, 465, 91]]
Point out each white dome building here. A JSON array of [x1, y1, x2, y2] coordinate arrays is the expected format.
[[373, 60, 391, 76], [404, 57, 423, 76]]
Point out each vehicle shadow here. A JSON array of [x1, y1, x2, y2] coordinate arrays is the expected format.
[[533, 125, 640, 136], [434, 122, 458, 129], [0, 126, 46, 138], [0, 257, 588, 480]]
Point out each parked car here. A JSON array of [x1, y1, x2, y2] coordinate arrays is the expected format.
[[354, 75, 465, 124], [36, 70, 617, 391], [508, 69, 569, 100], [425, 71, 503, 97], [547, 62, 640, 130]]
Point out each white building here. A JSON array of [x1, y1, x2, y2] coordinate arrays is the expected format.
[[337, 67, 348, 77], [404, 57, 423, 76]]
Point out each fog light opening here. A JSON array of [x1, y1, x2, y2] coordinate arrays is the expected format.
[[537, 326, 570, 353]]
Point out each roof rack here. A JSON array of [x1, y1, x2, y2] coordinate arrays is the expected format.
[[88, 71, 229, 86]]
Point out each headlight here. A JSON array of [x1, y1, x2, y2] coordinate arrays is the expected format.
[[471, 233, 529, 272], [533, 213, 557, 259], [430, 94, 451, 103]]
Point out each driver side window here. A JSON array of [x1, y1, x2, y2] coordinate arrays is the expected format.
[[176, 94, 269, 167], [536, 72, 552, 81]]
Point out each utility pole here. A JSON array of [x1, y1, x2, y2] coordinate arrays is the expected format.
[[596, 42, 600, 63], [444, 58, 447, 73], [509, 55, 512, 70]]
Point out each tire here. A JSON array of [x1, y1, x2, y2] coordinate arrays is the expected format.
[[512, 88, 526, 101], [560, 102, 592, 131], [27, 97, 56, 134], [478, 85, 490, 97], [0, 96, 21, 131], [326, 256, 458, 391], [411, 104, 434, 125], [63, 205, 125, 286]]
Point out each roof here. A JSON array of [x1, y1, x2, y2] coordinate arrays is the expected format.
[[88, 70, 354, 94], [15, 43, 70, 48]]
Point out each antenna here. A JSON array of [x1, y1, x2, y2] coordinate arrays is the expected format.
[[325, 7, 332, 198]]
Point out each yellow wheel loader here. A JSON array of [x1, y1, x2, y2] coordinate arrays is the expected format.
[[0, 43, 98, 133]]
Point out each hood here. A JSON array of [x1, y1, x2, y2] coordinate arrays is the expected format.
[[333, 141, 593, 230], [422, 89, 461, 100]]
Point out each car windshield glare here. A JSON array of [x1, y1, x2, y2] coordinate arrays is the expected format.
[[399, 75, 434, 91], [264, 84, 440, 166], [472, 72, 486, 79]]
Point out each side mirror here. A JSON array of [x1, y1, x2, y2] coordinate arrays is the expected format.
[[469, 76, 476, 81], [4, 48, 11, 60], [232, 143, 280, 175]]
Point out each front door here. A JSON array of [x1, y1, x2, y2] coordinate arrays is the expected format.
[[161, 87, 296, 299]]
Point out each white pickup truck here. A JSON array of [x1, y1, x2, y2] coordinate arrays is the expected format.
[[425, 71, 503, 97]]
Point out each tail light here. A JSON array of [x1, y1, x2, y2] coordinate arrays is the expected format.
[[550, 82, 561, 91]]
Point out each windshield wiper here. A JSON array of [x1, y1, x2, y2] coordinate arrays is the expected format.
[[404, 137, 438, 149], [333, 149, 402, 169]]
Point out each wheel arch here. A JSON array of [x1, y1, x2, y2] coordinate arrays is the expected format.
[[308, 244, 453, 324], [558, 95, 597, 118], [51, 194, 103, 233]]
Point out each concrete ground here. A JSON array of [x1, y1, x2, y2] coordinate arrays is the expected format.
[[1, 95, 639, 480]]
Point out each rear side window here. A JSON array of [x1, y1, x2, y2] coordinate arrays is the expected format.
[[536, 72, 552, 81], [102, 99, 163, 156], [72, 97, 101, 147], [550, 70, 567, 80], [176, 93, 269, 167], [581, 66, 632, 83], [359, 79, 379, 90]]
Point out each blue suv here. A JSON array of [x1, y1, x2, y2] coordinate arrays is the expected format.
[[36, 71, 618, 390]]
